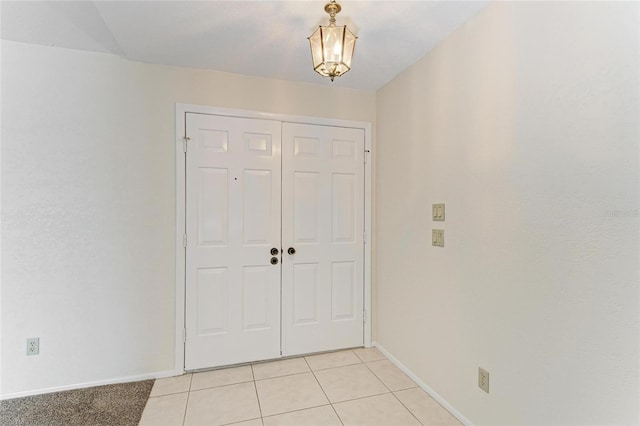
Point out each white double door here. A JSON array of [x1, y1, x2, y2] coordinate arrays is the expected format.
[[185, 113, 365, 370]]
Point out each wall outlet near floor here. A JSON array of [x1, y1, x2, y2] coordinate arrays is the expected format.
[[27, 338, 40, 355], [478, 367, 489, 393]]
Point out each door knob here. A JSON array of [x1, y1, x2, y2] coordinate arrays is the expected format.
[[287, 247, 296, 255], [270, 257, 279, 265], [270, 248, 279, 256]]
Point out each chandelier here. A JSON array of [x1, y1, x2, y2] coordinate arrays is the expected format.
[[308, 0, 357, 81]]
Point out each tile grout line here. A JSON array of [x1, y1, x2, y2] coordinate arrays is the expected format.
[[308, 351, 400, 407], [303, 355, 345, 426], [362, 359, 424, 426], [147, 390, 190, 398], [307, 360, 362, 372], [190, 378, 255, 393], [389, 390, 425, 426], [254, 370, 314, 382], [330, 390, 394, 405], [362, 359, 392, 393], [181, 374, 194, 426], [261, 403, 337, 421], [250, 364, 265, 422], [362, 358, 419, 394]]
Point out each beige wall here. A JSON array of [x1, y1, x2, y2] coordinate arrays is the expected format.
[[375, 2, 639, 425], [1, 40, 375, 397]]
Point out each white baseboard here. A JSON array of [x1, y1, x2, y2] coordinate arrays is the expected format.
[[373, 342, 473, 426], [0, 369, 180, 401]]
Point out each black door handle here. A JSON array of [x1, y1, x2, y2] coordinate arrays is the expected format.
[[270, 248, 279, 256], [287, 247, 296, 255], [270, 257, 279, 265]]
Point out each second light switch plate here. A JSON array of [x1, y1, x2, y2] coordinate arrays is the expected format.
[[433, 203, 445, 221], [432, 229, 444, 247]]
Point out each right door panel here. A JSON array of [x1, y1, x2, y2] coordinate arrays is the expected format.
[[282, 123, 365, 356]]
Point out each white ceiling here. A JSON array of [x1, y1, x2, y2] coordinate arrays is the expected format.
[[0, 1, 487, 91]]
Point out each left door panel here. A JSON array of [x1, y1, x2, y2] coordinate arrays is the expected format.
[[185, 113, 282, 370]]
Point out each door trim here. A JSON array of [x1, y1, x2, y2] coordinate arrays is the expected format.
[[174, 103, 372, 373]]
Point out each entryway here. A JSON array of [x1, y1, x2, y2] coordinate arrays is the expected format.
[[139, 348, 463, 426], [175, 105, 372, 372]]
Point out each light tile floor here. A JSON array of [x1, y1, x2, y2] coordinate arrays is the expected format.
[[139, 348, 462, 426]]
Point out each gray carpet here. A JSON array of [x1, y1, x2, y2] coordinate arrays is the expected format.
[[0, 380, 154, 426]]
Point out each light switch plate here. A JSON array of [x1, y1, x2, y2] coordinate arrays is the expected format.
[[432, 203, 445, 221], [432, 229, 444, 247], [478, 367, 489, 393]]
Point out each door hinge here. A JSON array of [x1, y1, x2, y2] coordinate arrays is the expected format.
[[363, 309, 367, 323], [183, 328, 187, 343], [183, 136, 190, 153], [364, 149, 370, 164], [183, 233, 188, 248]]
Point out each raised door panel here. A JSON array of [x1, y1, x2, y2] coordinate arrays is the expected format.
[[331, 261, 356, 321], [198, 168, 228, 246], [196, 268, 228, 335], [243, 170, 273, 245], [293, 172, 320, 244], [331, 173, 356, 243], [292, 263, 319, 325], [243, 266, 273, 331]]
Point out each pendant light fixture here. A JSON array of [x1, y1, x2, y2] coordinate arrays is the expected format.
[[308, 0, 357, 81]]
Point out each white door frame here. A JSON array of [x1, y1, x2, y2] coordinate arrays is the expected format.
[[174, 103, 372, 373]]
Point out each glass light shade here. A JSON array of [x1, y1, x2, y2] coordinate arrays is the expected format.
[[308, 25, 357, 81]]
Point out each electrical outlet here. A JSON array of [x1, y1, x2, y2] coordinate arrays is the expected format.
[[478, 367, 489, 393], [27, 338, 39, 356]]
